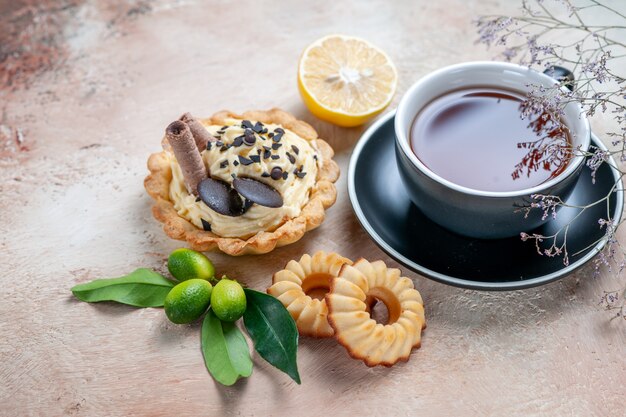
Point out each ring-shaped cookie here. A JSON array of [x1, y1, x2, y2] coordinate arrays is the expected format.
[[268, 251, 352, 338], [326, 258, 426, 367]]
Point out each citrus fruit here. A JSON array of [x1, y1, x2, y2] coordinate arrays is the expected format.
[[298, 34, 397, 127], [167, 248, 215, 282], [211, 278, 247, 322], [164, 279, 213, 324]]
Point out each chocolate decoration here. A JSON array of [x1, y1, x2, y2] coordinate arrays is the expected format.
[[233, 136, 244, 147], [197, 177, 244, 217], [238, 155, 254, 166], [272, 143, 282, 150], [270, 167, 283, 180], [286, 152, 296, 164], [201, 218, 212, 231], [243, 198, 254, 212], [179, 112, 216, 150], [291, 145, 299, 155], [166, 120, 208, 195], [252, 121, 264, 133], [242, 120, 254, 129], [233, 178, 283, 208], [244, 129, 256, 145]]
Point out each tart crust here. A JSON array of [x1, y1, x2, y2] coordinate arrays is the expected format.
[[144, 108, 339, 256]]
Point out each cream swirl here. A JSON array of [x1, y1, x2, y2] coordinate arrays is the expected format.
[[168, 118, 320, 238]]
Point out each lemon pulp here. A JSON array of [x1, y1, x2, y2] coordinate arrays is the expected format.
[[298, 35, 397, 127]]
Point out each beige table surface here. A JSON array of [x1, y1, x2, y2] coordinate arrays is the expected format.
[[1, 1, 624, 416]]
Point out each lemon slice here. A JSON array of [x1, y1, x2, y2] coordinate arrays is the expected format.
[[298, 35, 397, 127]]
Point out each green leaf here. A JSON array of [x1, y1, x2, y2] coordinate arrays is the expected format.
[[201, 309, 253, 386], [243, 289, 301, 384], [71, 268, 175, 307]]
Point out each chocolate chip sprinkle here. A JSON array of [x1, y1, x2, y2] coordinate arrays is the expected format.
[[252, 121, 264, 133], [220, 160, 229, 169], [219, 143, 231, 152], [260, 128, 268, 134], [282, 172, 289, 180], [206, 142, 213, 151], [261, 172, 270, 177], [233, 177, 283, 208], [233, 136, 244, 147], [242, 120, 254, 129], [291, 145, 299, 155], [216, 141, 224, 147], [272, 132, 283, 142], [249, 154, 261, 163], [263, 150, 271, 159], [271, 154, 280, 160], [221, 125, 229, 130], [195, 197, 201, 202], [201, 219, 212, 231], [233, 160, 239, 166], [286, 152, 296, 164], [313, 154, 318, 161], [270, 167, 283, 180], [238, 155, 254, 166], [268, 132, 274, 138], [271, 143, 282, 150], [292, 164, 307, 179], [243, 129, 256, 145], [274, 127, 285, 134]]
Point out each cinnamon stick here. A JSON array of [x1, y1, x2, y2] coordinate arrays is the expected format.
[[165, 120, 207, 195], [179, 112, 215, 151]]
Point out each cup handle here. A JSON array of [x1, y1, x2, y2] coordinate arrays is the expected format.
[[543, 66, 575, 91]]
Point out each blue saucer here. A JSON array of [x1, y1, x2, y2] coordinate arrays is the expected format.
[[348, 111, 623, 290]]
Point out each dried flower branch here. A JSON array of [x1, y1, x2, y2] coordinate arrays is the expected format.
[[477, 0, 626, 319]]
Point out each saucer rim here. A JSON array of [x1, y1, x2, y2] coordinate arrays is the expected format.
[[348, 110, 624, 291]]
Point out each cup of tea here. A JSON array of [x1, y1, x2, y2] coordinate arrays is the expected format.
[[394, 61, 591, 239]]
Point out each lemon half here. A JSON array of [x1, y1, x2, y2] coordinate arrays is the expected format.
[[298, 35, 398, 127]]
